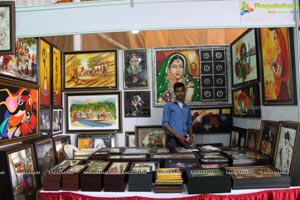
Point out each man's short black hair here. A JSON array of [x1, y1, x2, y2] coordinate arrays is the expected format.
[[174, 82, 185, 91]]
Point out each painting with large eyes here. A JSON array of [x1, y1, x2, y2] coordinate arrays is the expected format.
[[0, 81, 39, 146], [39, 38, 51, 106], [259, 27, 297, 105], [231, 28, 259, 87], [0, 37, 38, 84]]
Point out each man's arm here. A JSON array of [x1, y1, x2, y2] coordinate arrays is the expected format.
[[164, 125, 187, 145]]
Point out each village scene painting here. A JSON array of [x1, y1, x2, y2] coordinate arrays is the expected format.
[[64, 50, 117, 90], [67, 93, 120, 132]]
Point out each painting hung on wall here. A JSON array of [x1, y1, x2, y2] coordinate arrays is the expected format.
[[66, 92, 122, 133], [231, 28, 259, 87], [40, 107, 51, 131], [0, 37, 38, 84], [39, 38, 51, 106], [135, 125, 166, 148], [52, 45, 62, 107], [0, 1, 15, 55], [191, 107, 232, 134], [232, 83, 261, 118], [63, 50, 117, 90], [123, 49, 148, 89], [124, 91, 151, 117], [0, 81, 39, 146], [52, 108, 63, 135], [259, 27, 297, 105]]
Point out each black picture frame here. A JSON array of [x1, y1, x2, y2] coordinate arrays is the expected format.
[[124, 91, 151, 117]]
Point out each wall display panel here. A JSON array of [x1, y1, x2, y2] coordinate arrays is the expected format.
[[0, 143, 39, 200], [273, 121, 300, 186], [123, 49, 148, 89], [52, 45, 62, 107], [0, 81, 39, 146], [152, 46, 231, 106], [63, 50, 118, 90], [0, 1, 15, 56], [258, 27, 297, 106], [124, 91, 151, 117], [232, 83, 261, 118], [65, 92, 122, 133], [39, 38, 51, 106], [231, 28, 259, 87], [0, 37, 38, 84], [191, 107, 232, 134]]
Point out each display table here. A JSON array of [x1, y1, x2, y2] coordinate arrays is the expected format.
[[39, 186, 300, 200]]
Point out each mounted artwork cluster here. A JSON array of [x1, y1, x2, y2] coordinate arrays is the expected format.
[[231, 27, 297, 118]]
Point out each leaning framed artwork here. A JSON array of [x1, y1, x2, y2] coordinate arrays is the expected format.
[[135, 125, 166, 148], [245, 128, 260, 152], [124, 91, 151, 117], [0, 1, 15, 55], [123, 49, 148, 89], [63, 50, 118, 90], [66, 92, 122, 133], [232, 83, 261, 118], [230, 28, 259, 87], [258, 27, 297, 105], [0, 81, 39, 146], [0, 37, 39, 84], [125, 131, 136, 147]]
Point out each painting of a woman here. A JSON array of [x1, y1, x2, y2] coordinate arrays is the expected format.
[[156, 52, 200, 104]]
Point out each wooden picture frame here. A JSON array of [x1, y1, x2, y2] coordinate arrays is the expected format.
[[245, 128, 260, 151], [77, 134, 113, 150], [124, 91, 151, 117], [123, 49, 148, 89], [135, 125, 166, 148], [0, 143, 39, 200], [258, 27, 297, 105], [257, 120, 279, 160], [0, 81, 39, 146], [191, 107, 232, 134], [231, 126, 247, 148], [0, 37, 38, 84], [66, 92, 122, 133], [40, 107, 51, 131], [39, 38, 51, 106], [63, 50, 118, 90], [52, 45, 62, 107], [125, 131, 136, 147], [231, 28, 259, 87], [232, 83, 261, 118], [52, 108, 63, 135], [0, 1, 15, 55], [273, 121, 300, 186], [53, 135, 71, 163], [153, 46, 231, 106]]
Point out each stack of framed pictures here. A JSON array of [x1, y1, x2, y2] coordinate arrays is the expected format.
[[103, 162, 129, 192], [127, 164, 153, 191], [199, 151, 230, 167], [130, 161, 160, 183], [98, 147, 124, 155], [149, 153, 198, 167], [225, 165, 290, 189], [80, 160, 110, 191], [222, 149, 270, 166], [106, 154, 147, 162], [154, 168, 183, 193], [61, 164, 87, 190], [186, 168, 231, 194]]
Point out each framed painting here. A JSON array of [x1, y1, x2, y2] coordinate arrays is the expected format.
[[53, 135, 71, 163], [231, 126, 247, 148], [273, 121, 300, 186], [0, 81, 39, 146], [153, 46, 231, 107], [52, 108, 63, 135], [135, 125, 166, 148], [125, 131, 136, 147], [77, 134, 113, 150], [52, 45, 62, 107], [0, 1, 15, 55], [245, 128, 260, 152], [191, 107, 232, 134], [66, 92, 122, 133], [0, 37, 38, 84], [258, 27, 297, 105], [63, 50, 118, 90], [232, 83, 261, 118], [39, 38, 51, 106], [0, 143, 39, 200], [230, 129, 240, 147], [257, 120, 279, 160], [123, 49, 148, 89], [164, 159, 200, 169], [40, 107, 51, 131], [124, 91, 151, 117], [231, 28, 259, 87]]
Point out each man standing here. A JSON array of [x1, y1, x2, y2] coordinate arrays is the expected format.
[[162, 82, 194, 152]]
